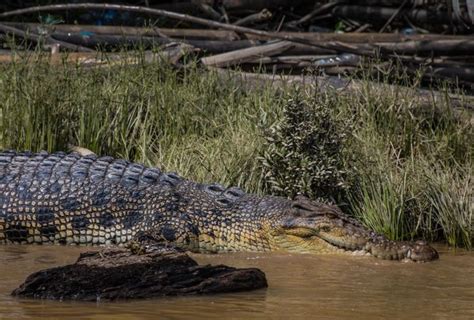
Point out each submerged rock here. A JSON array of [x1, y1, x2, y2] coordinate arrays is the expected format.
[[12, 247, 267, 301]]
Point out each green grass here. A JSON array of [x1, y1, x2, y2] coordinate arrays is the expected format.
[[0, 52, 284, 192], [0, 51, 472, 248]]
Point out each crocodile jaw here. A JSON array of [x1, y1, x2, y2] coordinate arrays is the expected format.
[[267, 222, 439, 262]]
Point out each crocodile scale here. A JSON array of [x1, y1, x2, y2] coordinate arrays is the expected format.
[[0, 150, 289, 252]]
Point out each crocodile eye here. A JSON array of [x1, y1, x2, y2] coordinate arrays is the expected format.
[[327, 214, 337, 219], [320, 226, 331, 232]]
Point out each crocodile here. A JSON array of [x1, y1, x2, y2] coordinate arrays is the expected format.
[[0, 150, 438, 262]]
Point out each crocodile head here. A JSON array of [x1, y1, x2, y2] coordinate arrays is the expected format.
[[267, 196, 438, 262]]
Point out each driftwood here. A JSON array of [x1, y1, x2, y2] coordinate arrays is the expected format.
[[377, 39, 474, 56], [254, 54, 337, 65], [244, 32, 469, 43], [252, 54, 361, 68], [0, 45, 195, 67], [426, 67, 474, 83], [16, 22, 471, 57], [197, 3, 223, 21], [0, 3, 348, 53], [277, 39, 474, 57], [233, 9, 272, 26], [0, 23, 93, 52], [4, 23, 241, 41], [51, 33, 259, 54], [12, 247, 267, 301], [378, 0, 410, 32], [0, 3, 471, 90], [201, 40, 294, 67], [5, 23, 469, 44], [3, 4, 465, 59]]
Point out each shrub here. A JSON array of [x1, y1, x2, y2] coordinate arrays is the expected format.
[[259, 93, 352, 202]]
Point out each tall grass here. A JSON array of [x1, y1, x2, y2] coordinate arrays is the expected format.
[[348, 165, 416, 241], [423, 163, 472, 248], [341, 78, 473, 248], [0, 52, 283, 192], [0, 51, 472, 248]]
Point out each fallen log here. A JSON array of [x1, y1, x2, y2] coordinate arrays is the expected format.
[[233, 8, 272, 26], [50, 33, 338, 55], [0, 45, 195, 67], [0, 23, 93, 52], [4, 23, 241, 41], [5, 23, 469, 43], [378, 0, 410, 32], [0, 3, 370, 55], [378, 39, 474, 56], [1, 3, 472, 60], [197, 2, 223, 21], [244, 32, 470, 43], [427, 67, 474, 83], [201, 40, 294, 67], [280, 39, 474, 57], [251, 53, 361, 68], [12, 247, 267, 301], [51, 33, 259, 53]]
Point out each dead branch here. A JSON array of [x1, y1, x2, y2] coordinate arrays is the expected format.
[[196, 3, 222, 21], [233, 9, 272, 26], [377, 39, 474, 55], [4, 23, 241, 41], [6, 23, 468, 44], [288, 1, 343, 26], [50, 33, 259, 53], [249, 54, 360, 69], [0, 44, 195, 67], [0, 23, 93, 52], [0, 3, 351, 54], [379, 0, 409, 32], [201, 40, 294, 67], [243, 32, 469, 43]]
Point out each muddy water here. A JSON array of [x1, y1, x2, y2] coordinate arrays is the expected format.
[[0, 245, 472, 320]]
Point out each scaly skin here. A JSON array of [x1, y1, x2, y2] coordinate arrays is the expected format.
[[0, 151, 438, 262]]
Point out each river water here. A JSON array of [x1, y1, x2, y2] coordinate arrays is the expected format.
[[0, 245, 472, 320]]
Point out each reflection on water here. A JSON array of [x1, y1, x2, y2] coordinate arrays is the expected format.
[[0, 245, 473, 320]]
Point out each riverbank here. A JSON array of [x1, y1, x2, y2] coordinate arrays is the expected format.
[[0, 52, 471, 248]]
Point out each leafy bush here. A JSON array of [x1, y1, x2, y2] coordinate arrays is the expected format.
[[259, 94, 352, 202]]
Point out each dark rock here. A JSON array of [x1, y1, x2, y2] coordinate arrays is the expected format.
[[12, 247, 267, 301]]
